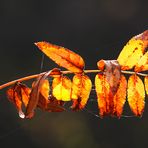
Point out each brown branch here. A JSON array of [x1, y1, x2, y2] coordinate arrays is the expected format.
[[0, 69, 147, 90]]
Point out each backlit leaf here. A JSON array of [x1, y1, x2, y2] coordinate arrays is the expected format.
[[113, 75, 127, 118], [135, 51, 148, 72], [25, 70, 51, 119], [52, 75, 72, 101], [127, 74, 145, 116], [71, 74, 92, 110], [6, 83, 31, 118], [117, 30, 148, 70], [35, 42, 85, 73]]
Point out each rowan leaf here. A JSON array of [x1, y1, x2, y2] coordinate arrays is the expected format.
[[127, 74, 145, 116], [35, 42, 85, 73], [144, 76, 148, 95], [71, 74, 92, 110], [52, 75, 72, 101], [117, 30, 148, 70], [134, 51, 148, 72], [6, 83, 31, 118], [113, 75, 127, 118], [25, 70, 51, 119], [95, 60, 122, 117]]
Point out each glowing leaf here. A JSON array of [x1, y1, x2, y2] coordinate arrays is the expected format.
[[35, 42, 85, 73], [6, 83, 31, 118], [52, 75, 72, 101], [117, 30, 148, 70], [71, 74, 92, 110], [95, 60, 122, 117], [135, 51, 148, 72], [95, 74, 110, 117], [144, 76, 148, 95], [113, 75, 127, 118], [127, 74, 145, 116], [25, 70, 51, 119]]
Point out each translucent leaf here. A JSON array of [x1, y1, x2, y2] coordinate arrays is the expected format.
[[35, 42, 85, 73], [52, 76, 72, 101], [135, 51, 148, 72], [127, 74, 145, 116], [71, 74, 92, 110], [6, 83, 31, 118], [117, 30, 148, 70], [113, 75, 127, 118]]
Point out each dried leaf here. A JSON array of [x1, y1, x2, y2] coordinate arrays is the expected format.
[[117, 30, 148, 70], [52, 75, 72, 101], [35, 42, 85, 73], [134, 51, 148, 72], [113, 75, 127, 118], [127, 74, 145, 116], [144, 76, 148, 95], [71, 74, 92, 110], [25, 70, 51, 119], [6, 83, 31, 118], [95, 60, 122, 117]]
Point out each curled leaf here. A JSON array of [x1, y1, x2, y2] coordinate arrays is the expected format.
[[144, 76, 148, 95], [35, 42, 85, 73], [25, 70, 51, 119], [95, 60, 122, 117], [117, 30, 148, 70], [135, 51, 148, 72], [127, 74, 145, 116], [6, 83, 31, 118], [71, 74, 92, 110], [52, 75, 72, 101]]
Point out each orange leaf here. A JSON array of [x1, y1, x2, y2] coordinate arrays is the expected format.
[[52, 75, 72, 101], [25, 70, 51, 119], [117, 30, 148, 70], [144, 76, 148, 96], [6, 83, 31, 118], [71, 74, 92, 110], [127, 74, 145, 116], [95, 60, 122, 117], [113, 75, 127, 118], [35, 42, 85, 73], [134, 51, 148, 72]]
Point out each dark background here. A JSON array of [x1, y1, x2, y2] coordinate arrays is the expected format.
[[0, 0, 147, 148]]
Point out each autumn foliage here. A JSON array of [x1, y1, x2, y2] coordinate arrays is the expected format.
[[3, 30, 148, 119]]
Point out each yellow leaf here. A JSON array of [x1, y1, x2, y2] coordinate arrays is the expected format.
[[52, 76, 72, 101], [135, 51, 148, 72], [127, 74, 145, 116], [117, 30, 148, 70], [35, 42, 85, 73], [71, 74, 92, 110]]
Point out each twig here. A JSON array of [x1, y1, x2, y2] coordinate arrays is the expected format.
[[0, 69, 147, 90]]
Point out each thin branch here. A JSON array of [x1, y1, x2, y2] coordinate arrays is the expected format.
[[0, 69, 147, 90]]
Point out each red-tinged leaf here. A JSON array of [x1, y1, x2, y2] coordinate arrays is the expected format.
[[6, 83, 31, 118], [113, 75, 127, 118], [95, 60, 121, 117], [117, 30, 148, 70], [35, 42, 85, 73], [71, 74, 92, 110], [25, 70, 51, 119], [127, 74, 145, 116]]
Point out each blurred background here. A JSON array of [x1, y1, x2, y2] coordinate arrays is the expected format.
[[0, 0, 147, 148]]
